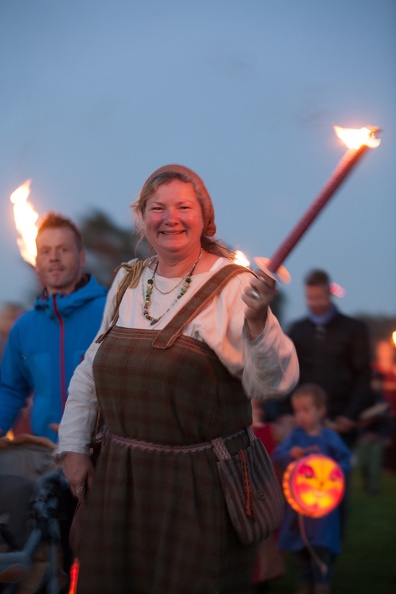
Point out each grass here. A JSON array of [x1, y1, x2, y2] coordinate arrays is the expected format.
[[268, 469, 396, 594]]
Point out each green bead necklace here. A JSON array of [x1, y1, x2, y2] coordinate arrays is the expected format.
[[143, 251, 202, 326]]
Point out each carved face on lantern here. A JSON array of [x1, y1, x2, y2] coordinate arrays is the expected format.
[[283, 454, 345, 518]]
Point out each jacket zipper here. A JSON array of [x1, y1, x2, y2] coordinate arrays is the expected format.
[[53, 295, 67, 409]]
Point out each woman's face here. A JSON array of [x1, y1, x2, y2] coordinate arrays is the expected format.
[[143, 180, 204, 258]]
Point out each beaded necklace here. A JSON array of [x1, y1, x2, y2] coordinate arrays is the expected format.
[[143, 251, 202, 326]]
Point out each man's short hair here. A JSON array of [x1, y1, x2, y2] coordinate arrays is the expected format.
[[36, 212, 83, 252], [304, 269, 330, 288], [291, 383, 327, 410]]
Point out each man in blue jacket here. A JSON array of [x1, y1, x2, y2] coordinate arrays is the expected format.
[[0, 212, 107, 444]]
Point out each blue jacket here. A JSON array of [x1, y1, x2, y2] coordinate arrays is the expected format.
[[0, 275, 107, 442], [272, 427, 351, 555]]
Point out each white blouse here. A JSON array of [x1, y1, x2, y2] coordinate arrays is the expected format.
[[57, 257, 299, 456]]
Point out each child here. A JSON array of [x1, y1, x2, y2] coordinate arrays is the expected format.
[[272, 383, 351, 594]]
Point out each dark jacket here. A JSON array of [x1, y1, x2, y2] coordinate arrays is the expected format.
[[287, 309, 371, 421]]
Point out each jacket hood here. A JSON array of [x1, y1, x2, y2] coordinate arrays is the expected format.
[[35, 274, 107, 318]]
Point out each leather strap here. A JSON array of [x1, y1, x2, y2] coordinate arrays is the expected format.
[[152, 264, 250, 349]]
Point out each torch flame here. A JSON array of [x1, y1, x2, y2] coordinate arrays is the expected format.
[[392, 331, 396, 348], [334, 126, 381, 150], [233, 250, 250, 268], [10, 179, 39, 266]]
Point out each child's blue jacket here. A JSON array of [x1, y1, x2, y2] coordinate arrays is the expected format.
[[272, 427, 351, 554]]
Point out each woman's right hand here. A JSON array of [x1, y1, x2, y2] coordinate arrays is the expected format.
[[62, 452, 95, 502]]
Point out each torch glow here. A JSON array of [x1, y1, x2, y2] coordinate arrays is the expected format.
[[9, 179, 39, 266], [330, 282, 346, 298], [265, 126, 380, 275], [233, 250, 250, 267], [334, 126, 380, 150]]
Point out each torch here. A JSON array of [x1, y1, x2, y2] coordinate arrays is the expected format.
[[254, 126, 381, 281]]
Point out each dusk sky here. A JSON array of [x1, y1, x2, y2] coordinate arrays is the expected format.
[[1, 0, 395, 326]]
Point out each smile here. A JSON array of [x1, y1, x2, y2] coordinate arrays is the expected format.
[[160, 231, 185, 235]]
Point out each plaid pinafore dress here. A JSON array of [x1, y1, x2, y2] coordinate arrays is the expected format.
[[77, 265, 257, 593]]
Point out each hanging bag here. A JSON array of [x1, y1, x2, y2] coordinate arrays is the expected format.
[[212, 426, 285, 545]]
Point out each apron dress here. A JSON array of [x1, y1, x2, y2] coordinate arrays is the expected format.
[[77, 265, 257, 593]]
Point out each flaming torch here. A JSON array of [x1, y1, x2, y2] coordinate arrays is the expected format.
[[9, 179, 39, 266], [255, 126, 381, 280]]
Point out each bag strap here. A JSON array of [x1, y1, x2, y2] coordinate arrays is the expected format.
[[152, 263, 251, 349], [211, 426, 256, 461]]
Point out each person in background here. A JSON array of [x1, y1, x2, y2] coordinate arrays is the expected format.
[[58, 164, 299, 593], [272, 384, 351, 594], [0, 302, 25, 365], [372, 339, 396, 473], [0, 213, 107, 590], [0, 212, 107, 443], [0, 302, 29, 435], [357, 369, 392, 495], [287, 269, 372, 448]]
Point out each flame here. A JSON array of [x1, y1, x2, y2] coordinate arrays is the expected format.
[[10, 179, 39, 266], [330, 282, 345, 298], [392, 331, 396, 348], [233, 250, 250, 267], [334, 126, 381, 150]]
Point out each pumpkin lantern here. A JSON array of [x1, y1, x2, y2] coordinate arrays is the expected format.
[[282, 454, 345, 518]]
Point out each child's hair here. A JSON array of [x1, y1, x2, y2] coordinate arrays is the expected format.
[[291, 383, 327, 410]]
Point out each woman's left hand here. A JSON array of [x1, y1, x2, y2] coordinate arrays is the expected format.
[[62, 452, 95, 502], [242, 270, 276, 340]]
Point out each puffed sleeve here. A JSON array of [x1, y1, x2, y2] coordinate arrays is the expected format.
[[201, 268, 299, 400], [57, 267, 126, 456], [242, 310, 299, 399]]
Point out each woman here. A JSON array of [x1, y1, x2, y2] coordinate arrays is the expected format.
[[58, 164, 299, 593]]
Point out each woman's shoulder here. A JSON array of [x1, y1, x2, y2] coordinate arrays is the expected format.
[[207, 255, 253, 277], [202, 257, 252, 297], [113, 257, 153, 284], [105, 258, 149, 305]]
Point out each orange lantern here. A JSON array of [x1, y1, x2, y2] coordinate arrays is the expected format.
[[282, 454, 345, 518]]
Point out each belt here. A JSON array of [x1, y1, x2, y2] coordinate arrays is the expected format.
[[104, 427, 246, 455]]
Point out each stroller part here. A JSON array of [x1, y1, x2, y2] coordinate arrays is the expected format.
[[0, 470, 71, 594]]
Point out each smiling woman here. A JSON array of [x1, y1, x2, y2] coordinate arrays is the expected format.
[[58, 164, 299, 594]]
